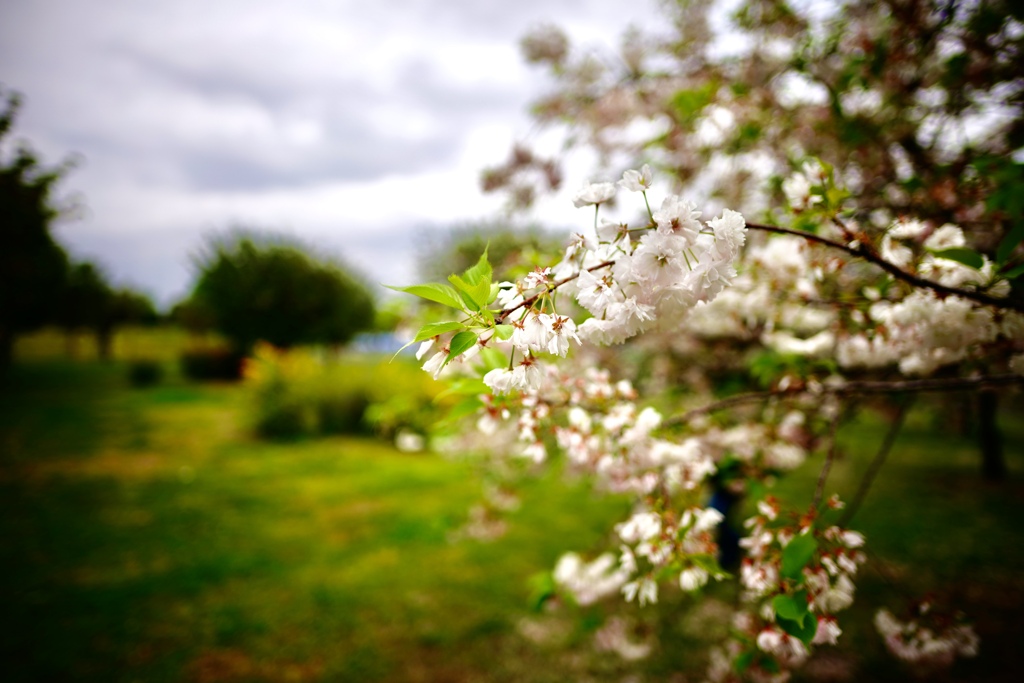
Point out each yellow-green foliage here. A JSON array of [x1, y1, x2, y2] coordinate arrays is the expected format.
[[242, 343, 447, 441], [15, 325, 223, 362]]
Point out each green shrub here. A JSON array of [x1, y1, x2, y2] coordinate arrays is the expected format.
[[363, 394, 436, 440], [186, 232, 375, 353], [317, 388, 372, 435], [180, 348, 244, 381], [255, 400, 315, 440], [127, 360, 163, 387], [242, 344, 445, 442]]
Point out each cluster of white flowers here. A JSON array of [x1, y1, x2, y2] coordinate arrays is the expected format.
[[553, 552, 631, 606], [593, 616, 654, 661], [675, 208, 1024, 384], [699, 495, 868, 680], [555, 166, 748, 347], [675, 230, 840, 358], [401, 156, 1023, 677], [697, 416, 817, 475], [478, 168, 743, 384], [613, 504, 724, 606], [781, 161, 826, 211], [875, 607, 979, 670], [420, 165, 748, 399], [837, 224, 1022, 375], [482, 363, 727, 605], [838, 291, 998, 374]]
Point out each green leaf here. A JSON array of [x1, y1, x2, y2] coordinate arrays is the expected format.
[[997, 223, 1024, 265], [478, 347, 507, 371], [445, 330, 479, 364], [733, 650, 754, 674], [772, 591, 809, 626], [824, 186, 849, 208], [413, 321, 465, 343], [999, 262, 1024, 280], [670, 82, 717, 125], [462, 248, 492, 287], [386, 283, 465, 310], [777, 613, 818, 646], [453, 249, 494, 308], [781, 533, 818, 580], [689, 553, 724, 577], [448, 273, 489, 310], [434, 377, 488, 401], [527, 571, 556, 612], [391, 323, 461, 361], [929, 247, 984, 270], [494, 324, 514, 341], [443, 395, 484, 421]]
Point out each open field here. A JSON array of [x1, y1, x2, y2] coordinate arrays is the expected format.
[[13, 326, 216, 363], [1, 357, 1023, 682]]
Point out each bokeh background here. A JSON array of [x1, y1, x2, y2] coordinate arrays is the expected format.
[[0, 0, 671, 305], [3, 1, 1024, 681]]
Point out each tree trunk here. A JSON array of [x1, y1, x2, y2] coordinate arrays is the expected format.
[[710, 485, 742, 571], [978, 390, 1007, 482], [0, 329, 12, 377], [65, 329, 78, 359], [97, 327, 113, 361]]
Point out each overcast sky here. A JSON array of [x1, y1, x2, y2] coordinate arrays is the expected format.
[[1, 0, 666, 307]]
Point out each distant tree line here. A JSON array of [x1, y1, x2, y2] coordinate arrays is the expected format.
[[177, 231, 376, 354], [0, 88, 160, 370], [1, 87, 376, 374]]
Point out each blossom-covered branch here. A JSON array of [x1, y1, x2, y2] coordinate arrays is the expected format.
[[394, 158, 1020, 682], [746, 221, 1024, 313], [494, 259, 613, 323], [839, 399, 914, 527], [667, 374, 1024, 427]]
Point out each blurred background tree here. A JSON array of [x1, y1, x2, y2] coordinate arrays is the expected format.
[[492, 0, 1024, 260], [416, 219, 564, 283], [485, 0, 1024, 479], [186, 231, 375, 354], [0, 88, 72, 372], [56, 262, 110, 359], [98, 287, 160, 356]]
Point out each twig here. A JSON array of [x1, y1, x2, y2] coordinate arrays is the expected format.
[[664, 390, 787, 425], [813, 408, 844, 508], [745, 222, 1024, 313], [839, 397, 914, 527], [495, 260, 614, 323], [665, 373, 1023, 427], [833, 374, 1024, 394], [863, 545, 917, 601]]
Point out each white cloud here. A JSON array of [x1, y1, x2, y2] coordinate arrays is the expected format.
[[1, 0, 662, 306]]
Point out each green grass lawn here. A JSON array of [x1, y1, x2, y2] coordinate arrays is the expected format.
[[13, 326, 215, 363], [1, 359, 1023, 681]]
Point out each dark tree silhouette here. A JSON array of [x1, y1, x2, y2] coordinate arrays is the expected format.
[[0, 88, 72, 371], [188, 231, 376, 353]]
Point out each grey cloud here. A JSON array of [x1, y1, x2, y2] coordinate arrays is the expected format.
[[359, 0, 607, 41], [0, 0, 661, 304], [53, 38, 526, 191], [56, 226, 200, 307], [169, 133, 455, 191]]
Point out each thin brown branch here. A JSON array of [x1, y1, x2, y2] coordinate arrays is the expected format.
[[832, 374, 1024, 394], [745, 222, 1024, 313], [839, 397, 915, 527], [496, 260, 614, 323], [813, 409, 843, 508], [665, 374, 1024, 426], [665, 390, 780, 425]]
